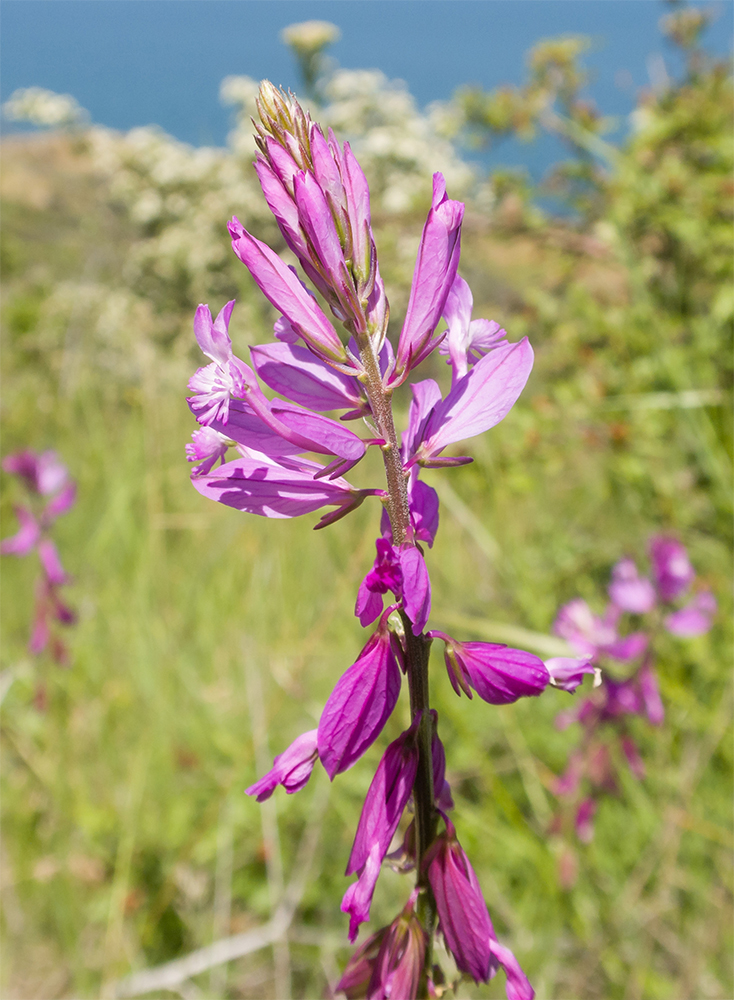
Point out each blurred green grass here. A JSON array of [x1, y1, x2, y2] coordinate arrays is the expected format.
[[1, 42, 732, 1000]]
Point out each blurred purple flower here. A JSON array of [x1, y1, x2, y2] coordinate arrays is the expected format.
[[649, 535, 695, 601], [608, 557, 656, 614]]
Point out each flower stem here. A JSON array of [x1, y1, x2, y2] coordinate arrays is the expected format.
[[359, 337, 437, 994]]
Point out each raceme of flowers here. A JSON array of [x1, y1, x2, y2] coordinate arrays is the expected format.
[[1, 450, 77, 665], [185, 83, 588, 999], [549, 537, 715, 873]]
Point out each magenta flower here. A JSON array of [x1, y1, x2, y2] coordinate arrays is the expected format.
[[189, 85, 540, 990], [354, 539, 432, 634], [355, 538, 403, 627], [341, 720, 420, 939], [229, 217, 350, 365], [245, 729, 319, 801], [424, 816, 496, 983], [346, 719, 420, 876], [342, 841, 383, 943], [406, 339, 535, 468], [360, 891, 427, 1000], [318, 619, 403, 778], [336, 925, 386, 999], [638, 660, 664, 725], [549, 535, 715, 860], [393, 174, 464, 382], [433, 633, 549, 705]]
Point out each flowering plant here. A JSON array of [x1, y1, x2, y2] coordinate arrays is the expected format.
[[185, 83, 581, 998], [550, 537, 715, 877], [1, 449, 77, 670]]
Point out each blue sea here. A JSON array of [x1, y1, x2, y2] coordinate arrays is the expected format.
[[1, 0, 731, 179]]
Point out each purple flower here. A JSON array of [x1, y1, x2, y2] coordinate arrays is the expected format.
[[393, 174, 464, 382], [245, 730, 319, 801], [439, 274, 508, 384], [649, 535, 695, 601], [621, 736, 645, 780], [38, 539, 68, 586], [1, 506, 40, 556], [432, 719, 454, 812], [250, 341, 365, 415], [341, 721, 420, 939], [228, 216, 350, 365], [665, 591, 716, 637], [553, 599, 647, 663], [575, 798, 596, 843], [545, 657, 597, 693], [360, 891, 427, 1000], [354, 539, 432, 633], [342, 841, 383, 943], [488, 939, 536, 1000], [407, 339, 534, 467], [433, 633, 549, 705], [318, 621, 403, 778], [191, 452, 378, 525], [608, 558, 657, 614], [409, 479, 439, 548], [2, 449, 69, 496], [186, 427, 230, 477], [188, 301, 252, 425], [346, 720, 419, 876], [42, 481, 76, 522], [638, 661, 664, 725], [336, 926, 386, 999], [398, 545, 431, 634], [355, 538, 402, 627], [424, 816, 496, 983]]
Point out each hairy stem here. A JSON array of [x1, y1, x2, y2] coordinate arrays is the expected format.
[[359, 338, 437, 994]]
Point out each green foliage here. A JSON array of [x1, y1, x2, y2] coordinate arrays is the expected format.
[[1, 11, 732, 999]]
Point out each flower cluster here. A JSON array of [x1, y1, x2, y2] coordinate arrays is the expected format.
[[1, 450, 77, 666], [186, 83, 567, 999], [549, 537, 715, 877]]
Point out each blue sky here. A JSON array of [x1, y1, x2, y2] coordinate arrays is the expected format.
[[2, 1, 731, 176]]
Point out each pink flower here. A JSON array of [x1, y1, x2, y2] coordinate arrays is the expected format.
[[245, 730, 319, 801]]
